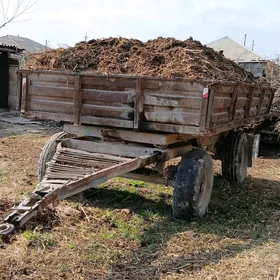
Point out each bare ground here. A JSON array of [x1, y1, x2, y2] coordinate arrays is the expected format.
[[0, 122, 279, 280]]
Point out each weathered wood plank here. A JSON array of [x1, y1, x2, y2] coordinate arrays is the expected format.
[[22, 111, 74, 122], [29, 85, 74, 98], [144, 94, 201, 108], [81, 76, 136, 89], [144, 79, 204, 92], [82, 88, 135, 104], [81, 104, 134, 120], [29, 100, 73, 114], [143, 122, 200, 135], [80, 116, 134, 129], [144, 111, 200, 126], [63, 124, 189, 145], [29, 73, 75, 83], [213, 97, 231, 109]]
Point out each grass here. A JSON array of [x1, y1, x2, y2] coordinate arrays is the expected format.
[[0, 132, 279, 279]]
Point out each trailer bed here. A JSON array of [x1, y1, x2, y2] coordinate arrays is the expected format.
[[19, 70, 274, 136]]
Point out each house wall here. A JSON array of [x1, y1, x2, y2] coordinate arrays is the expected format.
[[238, 61, 267, 78]]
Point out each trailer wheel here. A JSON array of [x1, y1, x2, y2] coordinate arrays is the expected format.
[[172, 149, 214, 220], [38, 132, 72, 181], [222, 132, 248, 184]]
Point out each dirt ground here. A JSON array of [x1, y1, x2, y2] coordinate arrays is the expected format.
[[0, 119, 279, 280]]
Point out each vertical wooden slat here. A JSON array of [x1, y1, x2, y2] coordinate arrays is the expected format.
[[74, 75, 81, 125], [257, 88, 266, 116], [228, 84, 239, 121], [267, 88, 275, 114], [134, 78, 144, 130], [199, 87, 209, 132], [206, 87, 215, 129], [245, 86, 255, 118]]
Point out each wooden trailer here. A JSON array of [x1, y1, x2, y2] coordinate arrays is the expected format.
[[0, 70, 274, 235]]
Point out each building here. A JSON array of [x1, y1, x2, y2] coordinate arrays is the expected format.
[[0, 35, 50, 53], [207, 36, 267, 78], [0, 44, 23, 110]]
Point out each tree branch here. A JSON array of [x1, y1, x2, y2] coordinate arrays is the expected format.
[[0, 0, 37, 29]]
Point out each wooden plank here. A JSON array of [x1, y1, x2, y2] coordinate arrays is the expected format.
[[29, 73, 75, 83], [144, 111, 200, 126], [63, 124, 188, 145], [251, 97, 261, 106], [80, 116, 134, 129], [81, 76, 136, 89], [29, 85, 74, 98], [214, 84, 235, 95], [82, 88, 135, 104], [206, 87, 215, 129], [144, 79, 204, 92], [144, 105, 200, 114], [81, 104, 134, 120], [22, 111, 74, 122], [74, 75, 82, 125], [30, 96, 74, 103], [30, 80, 75, 88], [143, 122, 200, 135], [29, 100, 73, 114], [213, 97, 231, 109], [236, 97, 248, 109], [134, 78, 144, 130], [212, 112, 229, 124], [144, 94, 201, 108]]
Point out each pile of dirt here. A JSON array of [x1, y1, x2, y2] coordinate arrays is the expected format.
[[25, 37, 264, 83]]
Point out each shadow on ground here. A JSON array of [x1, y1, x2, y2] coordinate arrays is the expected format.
[[77, 175, 280, 279]]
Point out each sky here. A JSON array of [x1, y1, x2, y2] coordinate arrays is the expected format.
[[1, 0, 280, 58]]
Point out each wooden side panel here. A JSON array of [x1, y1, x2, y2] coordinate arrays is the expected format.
[[143, 79, 204, 128], [211, 83, 273, 129], [80, 76, 135, 128], [27, 73, 75, 118]]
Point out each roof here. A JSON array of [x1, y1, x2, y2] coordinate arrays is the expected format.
[[0, 35, 50, 53], [0, 43, 23, 53], [207, 36, 266, 63]]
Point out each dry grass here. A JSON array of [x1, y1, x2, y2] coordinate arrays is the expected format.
[[0, 132, 279, 280]]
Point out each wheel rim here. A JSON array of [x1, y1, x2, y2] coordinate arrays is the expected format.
[[196, 170, 209, 215], [237, 145, 247, 182]]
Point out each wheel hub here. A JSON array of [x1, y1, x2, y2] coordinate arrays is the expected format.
[[0, 223, 15, 235]]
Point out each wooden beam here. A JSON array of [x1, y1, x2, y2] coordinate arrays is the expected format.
[[63, 124, 189, 145], [74, 75, 82, 125]]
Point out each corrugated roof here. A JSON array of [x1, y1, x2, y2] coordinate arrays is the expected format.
[[0, 35, 50, 53], [0, 43, 23, 52], [207, 36, 265, 62]]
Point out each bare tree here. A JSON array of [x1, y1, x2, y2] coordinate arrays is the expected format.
[[0, 0, 37, 29]]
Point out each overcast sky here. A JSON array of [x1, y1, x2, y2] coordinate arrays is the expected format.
[[1, 0, 280, 58]]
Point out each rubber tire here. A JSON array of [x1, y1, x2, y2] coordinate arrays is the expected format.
[[172, 149, 214, 220], [222, 132, 248, 184], [38, 132, 72, 181]]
